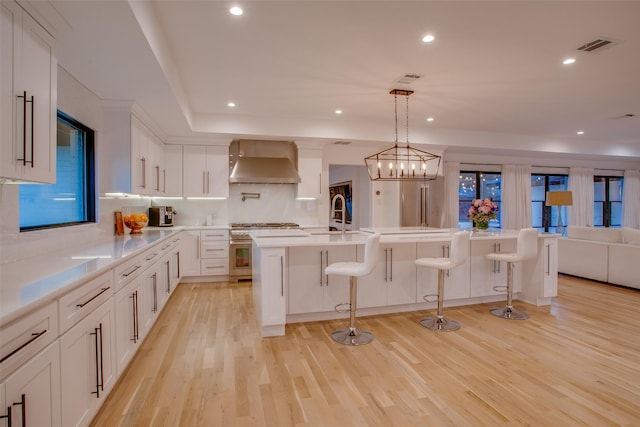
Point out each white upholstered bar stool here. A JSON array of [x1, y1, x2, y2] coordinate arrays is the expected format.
[[324, 233, 381, 345], [414, 231, 470, 331], [485, 228, 539, 320]]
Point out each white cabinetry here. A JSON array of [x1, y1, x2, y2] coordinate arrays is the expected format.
[[416, 241, 470, 301], [1, 0, 57, 183], [200, 229, 229, 276], [183, 145, 229, 198], [358, 243, 417, 308], [180, 230, 201, 277], [164, 145, 183, 197], [1, 342, 61, 427], [59, 298, 116, 427], [469, 239, 518, 297], [288, 245, 355, 314], [114, 272, 146, 375], [252, 247, 287, 337], [131, 115, 165, 196], [297, 148, 322, 199], [520, 237, 558, 305]]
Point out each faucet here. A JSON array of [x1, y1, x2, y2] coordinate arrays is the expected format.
[[331, 194, 347, 235]]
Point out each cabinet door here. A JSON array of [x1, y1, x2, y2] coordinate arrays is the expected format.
[[297, 148, 322, 199], [182, 146, 207, 197], [385, 243, 417, 305], [0, 1, 57, 184], [542, 238, 558, 298], [417, 241, 469, 302], [180, 230, 201, 276], [469, 239, 516, 297], [206, 146, 229, 198], [130, 115, 147, 193], [288, 246, 325, 314], [114, 280, 141, 375], [60, 298, 116, 427], [158, 254, 172, 309], [164, 145, 183, 196], [3, 341, 61, 427], [141, 266, 159, 336]]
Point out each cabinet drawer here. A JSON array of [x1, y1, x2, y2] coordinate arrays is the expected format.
[[0, 301, 58, 381], [201, 230, 229, 241], [58, 270, 113, 333], [200, 259, 229, 276], [114, 253, 144, 292], [200, 241, 229, 259]]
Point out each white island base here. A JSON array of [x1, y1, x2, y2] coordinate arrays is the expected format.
[[252, 228, 558, 337]]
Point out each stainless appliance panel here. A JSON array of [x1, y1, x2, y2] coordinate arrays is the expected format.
[[400, 181, 429, 227]]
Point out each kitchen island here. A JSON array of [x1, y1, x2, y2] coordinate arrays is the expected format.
[[252, 228, 559, 337]]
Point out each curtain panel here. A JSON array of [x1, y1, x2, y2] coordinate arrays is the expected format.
[[443, 162, 460, 228], [568, 167, 594, 226], [501, 164, 532, 230], [623, 169, 640, 228]]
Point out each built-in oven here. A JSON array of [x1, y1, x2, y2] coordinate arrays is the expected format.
[[229, 223, 300, 282]]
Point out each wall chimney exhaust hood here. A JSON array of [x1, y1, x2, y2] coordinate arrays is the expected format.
[[229, 140, 301, 184]]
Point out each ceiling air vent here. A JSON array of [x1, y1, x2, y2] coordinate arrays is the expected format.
[[577, 38, 614, 52], [395, 74, 422, 84]]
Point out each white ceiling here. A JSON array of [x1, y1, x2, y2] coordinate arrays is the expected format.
[[39, 1, 640, 159]]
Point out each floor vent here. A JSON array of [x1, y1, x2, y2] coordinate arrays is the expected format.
[[577, 38, 615, 52]]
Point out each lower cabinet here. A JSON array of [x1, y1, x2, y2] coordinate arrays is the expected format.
[[59, 298, 116, 427], [288, 245, 355, 314], [1, 341, 61, 427], [469, 239, 518, 297], [416, 241, 470, 302], [180, 230, 200, 277], [114, 275, 146, 375], [357, 243, 417, 308]]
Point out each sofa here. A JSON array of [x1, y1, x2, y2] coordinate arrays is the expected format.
[[558, 226, 640, 289]]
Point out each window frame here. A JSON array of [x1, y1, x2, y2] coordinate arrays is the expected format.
[[458, 170, 502, 229], [19, 111, 96, 232], [594, 175, 623, 228], [531, 174, 568, 233]]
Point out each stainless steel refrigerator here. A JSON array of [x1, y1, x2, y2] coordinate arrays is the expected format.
[[400, 178, 443, 227]]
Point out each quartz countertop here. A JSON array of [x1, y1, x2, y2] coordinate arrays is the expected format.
[[0, 228, 181, 326]]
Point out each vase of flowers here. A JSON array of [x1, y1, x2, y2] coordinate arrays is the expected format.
[[468, 198, 498, 231]]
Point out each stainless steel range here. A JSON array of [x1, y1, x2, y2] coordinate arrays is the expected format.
[[229, 222, 300, 281]]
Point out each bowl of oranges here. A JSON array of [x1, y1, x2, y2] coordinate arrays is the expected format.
[[123, 213, 148, 235]]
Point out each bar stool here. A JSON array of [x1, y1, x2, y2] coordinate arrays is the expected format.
[[415, 231, 470, 331], [485, 228, 539, 320], [324, 233, 380, 345]]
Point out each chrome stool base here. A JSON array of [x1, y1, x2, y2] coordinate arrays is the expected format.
[[490, 306, 529, 320], [331, 327, 374, 346], [420, 316, 460, 331]]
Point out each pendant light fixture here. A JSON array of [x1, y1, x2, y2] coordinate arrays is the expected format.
[[364, 89, 441, 181]]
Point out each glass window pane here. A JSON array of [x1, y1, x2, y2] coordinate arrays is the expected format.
[[594, 177, 606, 201], [531, 175, 546, 201], [531, 201, 544, 227], [609, 177, 623, 202], [593, 202, 604, 226], [611, 202, 623, 226]]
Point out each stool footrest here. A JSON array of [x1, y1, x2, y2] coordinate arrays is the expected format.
[[422, 294, 438, 303], [334, 302, 350, 314], [492, 285, 508, 293]]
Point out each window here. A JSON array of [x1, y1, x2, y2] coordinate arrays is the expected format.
[[19, 111, 95, 230], [594, 176, 623, 227], [531, 174, 568, 233], [459, 171, 501, 228]]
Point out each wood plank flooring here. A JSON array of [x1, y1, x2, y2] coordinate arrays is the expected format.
[[90, 275, 640, 426]]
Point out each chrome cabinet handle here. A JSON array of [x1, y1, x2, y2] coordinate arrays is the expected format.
[[384, 248, 388, 282], [152, 273, 158, 312], [122, 265, 141, 277], [319, 250, 323, 286], [131, 291, 139, 343], [280, 256, 284, 296], [389, 248, 393, 281], [325, 250, 329, 286], [546, 244, 550, 276], [141, 157, 146, 188], [176, 251, 181, 278], [155, 165, 160, 191]]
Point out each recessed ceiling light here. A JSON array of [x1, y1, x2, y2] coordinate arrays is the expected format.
[[335, 109, 343, 115], [577, 130, 584, 135], [229, 6, 243, 16], [422, 34, 435, 43], [563, 58, 576, 65], [227, 102, 236, 108], [426, 117, 434, 122]]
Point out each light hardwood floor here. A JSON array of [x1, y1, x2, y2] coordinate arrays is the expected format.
[[91, 275, 640, 426]]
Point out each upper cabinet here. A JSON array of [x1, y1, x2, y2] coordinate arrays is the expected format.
[[1, 0, 57, 184], [102, 107, 170, 196], [163, 145, 183, 197], [182, 145, 228, 198], [297, 148, 322, 199]]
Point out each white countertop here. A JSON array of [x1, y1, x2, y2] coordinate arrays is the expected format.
[[0, 228, 181, 326]]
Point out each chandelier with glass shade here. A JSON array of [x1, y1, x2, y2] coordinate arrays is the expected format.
[[364, 89, 441, 181]]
